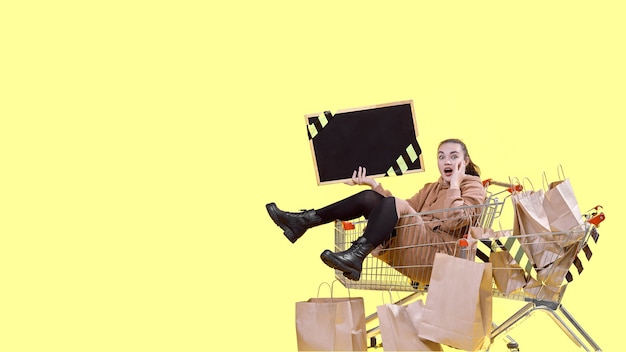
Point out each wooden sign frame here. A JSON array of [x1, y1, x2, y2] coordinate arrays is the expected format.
[[305, 100, 423, 185]]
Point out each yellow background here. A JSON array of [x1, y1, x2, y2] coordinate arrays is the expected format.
[[1, 1, 623, 351]]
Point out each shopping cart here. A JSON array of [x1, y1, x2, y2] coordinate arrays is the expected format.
[[332, 181, 604, 351], [487, 206, 604, 352]]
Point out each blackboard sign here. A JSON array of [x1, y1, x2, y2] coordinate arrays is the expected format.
[[306, 100, 423, 185]]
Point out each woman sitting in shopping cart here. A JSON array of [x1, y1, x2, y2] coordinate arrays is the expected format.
[[266, 138, 486, 283]]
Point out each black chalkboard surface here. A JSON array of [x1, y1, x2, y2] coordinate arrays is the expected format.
[[306, 100, 423, 185]]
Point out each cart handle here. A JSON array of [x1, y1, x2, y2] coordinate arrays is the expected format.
[[342, 221, 355, 230], [482, 178, 523, 193], [588, 213, 605, 227], [587, 205, 606, 227]]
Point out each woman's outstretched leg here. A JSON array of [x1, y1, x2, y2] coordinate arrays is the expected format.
[[320, 196, 398, 280], [266, 190, 385, 243]]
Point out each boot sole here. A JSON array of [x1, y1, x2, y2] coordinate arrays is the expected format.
[[265, 203, 298, 243], [320, 250, 361, 281]]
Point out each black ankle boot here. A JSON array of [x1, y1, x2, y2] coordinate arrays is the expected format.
[[320, 236, 375, 281], [266, 202, 322, 243]]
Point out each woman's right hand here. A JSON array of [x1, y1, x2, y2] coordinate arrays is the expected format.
[[344, 166, 378, 188]]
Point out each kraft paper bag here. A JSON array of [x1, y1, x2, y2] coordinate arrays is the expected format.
[[468, 227, 514, 261], [512, 191, 562, 269], [544, 178, 586, 246], [377, 299, 443, 351], [522, 276, 542, 298], [295, 284, 367, 351], [418, 253, 492, 351], [490, 250, 527, 295], [512, 190, 550, 237], [469, 227, 513, 240], [544, 179, 583, 232], [537, 242, 579, 288], [523, 277, 564, 302]]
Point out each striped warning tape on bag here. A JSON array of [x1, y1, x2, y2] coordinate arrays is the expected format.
[[307, 111, 333, 140], [475, 236, 538, 280], [474, 225, 600, 285], [501, 236, 537, 277], [565, 226, 600, 282], [385, 143, 420, 176]]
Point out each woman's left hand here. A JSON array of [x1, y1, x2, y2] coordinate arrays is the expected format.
[[344, 166, 378, 188], [450, 160, 466, 189]]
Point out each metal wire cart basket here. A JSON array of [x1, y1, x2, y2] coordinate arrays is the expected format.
[[332, 182, 605, 351]]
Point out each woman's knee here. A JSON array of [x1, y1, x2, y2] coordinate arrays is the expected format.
[[381, 196, 396, 207], [354, 190, 385, 211], [355, 190, 386, 218], [378, 196, 398, 215], [358, 189, 384, 203], [394, 197, 417, 218]]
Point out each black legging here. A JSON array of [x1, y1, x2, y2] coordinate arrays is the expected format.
[[316, 190, 399, 246]]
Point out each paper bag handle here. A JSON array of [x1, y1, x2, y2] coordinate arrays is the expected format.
[[381, 290, 391, 304], [381, 289, 401, 305], [542, 164, 567, 190], [522, 177, 535, 192], [557, 164, 566, 180], [317, 280, 351, 299], [510, 178, 524, 193], [317, 282, 333, 298]]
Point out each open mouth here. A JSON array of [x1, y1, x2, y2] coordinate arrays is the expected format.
[[444, 167, 453, 177]]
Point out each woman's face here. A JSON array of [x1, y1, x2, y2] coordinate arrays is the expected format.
[[437, 142, 466, 183]]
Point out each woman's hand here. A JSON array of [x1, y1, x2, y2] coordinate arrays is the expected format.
[[449, 159, 466, 189], [344, 166, 378, 188]]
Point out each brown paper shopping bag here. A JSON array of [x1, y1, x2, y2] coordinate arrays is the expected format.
[[418, 253, 492, 351], [523, 276, 565, 302], [295, 283, 367, 351], [536, 242, 579, 288], [544, 178, 583, 232], [490, 250, 527, 295], [512, 190, 562, 269], [377, 299, 443, 351], [512, 190, 550, 236], [543, 178, 586, 248]]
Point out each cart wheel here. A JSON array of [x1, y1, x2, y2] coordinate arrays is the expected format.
[[507, 341, 519, 351], [370, 337, 377, 348]]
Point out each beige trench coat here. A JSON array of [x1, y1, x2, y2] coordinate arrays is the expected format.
[[371, 175, 486, 284]]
